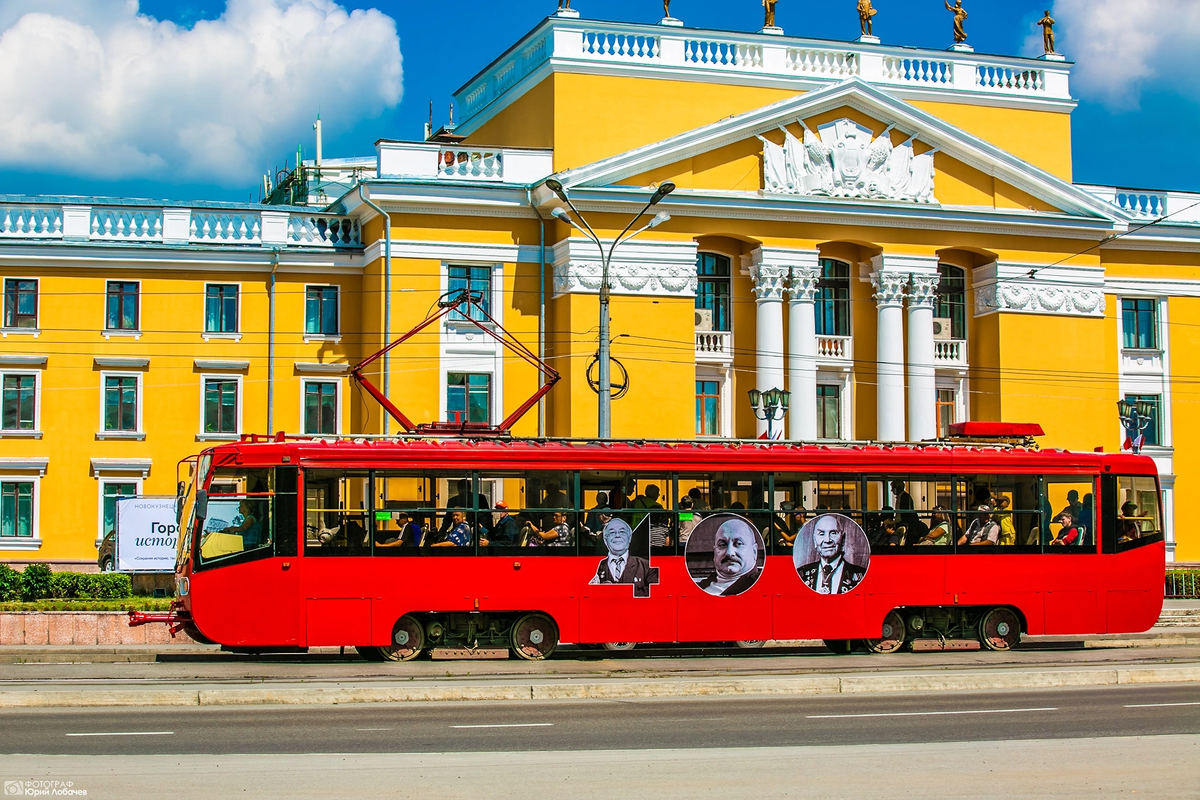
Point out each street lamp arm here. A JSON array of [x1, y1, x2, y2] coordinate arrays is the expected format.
[[607, 195, 660, 265], [558, 195, 604, 249]]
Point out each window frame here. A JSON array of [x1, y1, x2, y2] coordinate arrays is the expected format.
[[104, 280, 141, 333], [0, 370, 39, 435], [695, 252, 733, 333], [1123, 393, 1163, 448], [2, 277, 38, 331], [199, 374, 242, 440], [98, 371, 143, 438], [97, 478, 141, 550], [301, 379, 341, 436], [1121, 297, 1159, 351], [816, 383, 841, 440], [447, 264, 494, 323], [446, 372, 492, 425], [815, 258, 851, 338], [304, 284, 341, 339], [936, 264, 967, 341], [203, 283, 241, 337], [0, 475, 40, 548], [695, 379, 721, 437]]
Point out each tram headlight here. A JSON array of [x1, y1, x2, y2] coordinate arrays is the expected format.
[[176, 576, 190, 597]]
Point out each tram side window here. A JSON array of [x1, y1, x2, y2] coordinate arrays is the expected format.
[[480, 470, 577, 553], [951, 476, 1042, 552], [771, 473, 815, 553], [678, 472, 768, 554], [373, 472, 433, 555], [424, 473, 480, 554], [1115, 476, 1162, 552], [200, 468, 275, 565], [872, 476, 955, 551], [304, 470, 371, 556], [1043, 476, 1097, 551], [585, 471, 673, 556]]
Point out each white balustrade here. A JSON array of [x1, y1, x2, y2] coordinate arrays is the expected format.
[[816, 335, 852, 361], [976, 65, 1044, 93], [1114, 191, 1168, 220], [786, 48, 858, 77], [0, 206, 62, 238], [191, 212, 263, 244], [90, 209, 163, 241], [439, 148, 504, 180], [583, 30, 660, 60], [934, 339, 967, 366], [685, 39, 762, 69], [288, 215, 362, 247], [695, 330, 733, 360], [882, 56, 952, 86]]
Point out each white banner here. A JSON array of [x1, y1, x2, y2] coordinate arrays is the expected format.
[[116, 496, 179, 573]]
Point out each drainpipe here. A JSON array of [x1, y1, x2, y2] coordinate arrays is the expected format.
[[527, 187, 548, 438], [358, 184, 392, 436], [268, 249, 279, 434]]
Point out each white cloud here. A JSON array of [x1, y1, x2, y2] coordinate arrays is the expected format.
[[0, 0, 402, 185], [1036, 0, 1200, 109]]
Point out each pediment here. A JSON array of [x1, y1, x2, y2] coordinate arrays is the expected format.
[[552, 79, 1117, 221]]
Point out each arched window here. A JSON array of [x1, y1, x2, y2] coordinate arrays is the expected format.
[[696, 253, 731, 332], [936, 264, 966, 340], [816, 258, 851, 337]]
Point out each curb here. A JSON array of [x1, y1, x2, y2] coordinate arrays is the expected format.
[[3, 665, 1199, 709]]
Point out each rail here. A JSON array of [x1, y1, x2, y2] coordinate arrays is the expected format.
[[1166, 566, 1200, 599]]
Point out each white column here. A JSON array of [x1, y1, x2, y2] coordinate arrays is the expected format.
[[788, 261, 821, 441], [872, 271, 908, 442], [749, 260, 788, 438], [907, 275, 940, 442]]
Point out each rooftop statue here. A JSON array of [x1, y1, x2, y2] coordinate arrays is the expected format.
[[945, 0, 968, 43], [858, 0, 877, 37], [664, 0, 671, 18], [558, 0, 571, 10], [1038, 10, 1057, 54], [763, 0, 778, 29]]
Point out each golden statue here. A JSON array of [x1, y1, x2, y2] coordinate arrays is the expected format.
[[1038, 10, 1056, 54], [945, 0, 968, 43], [664, 0, 671, 17], [763, 0, 778, 28], [557, 0, 571, 10], [858, 0, 877, 37]]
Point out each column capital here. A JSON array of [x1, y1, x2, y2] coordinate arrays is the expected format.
[[747, 262, 788, 301], [871, 271, 908, 307], [908, 274, 941, 308], [789, 265, 821, 303], [746, 247, 819, 302]]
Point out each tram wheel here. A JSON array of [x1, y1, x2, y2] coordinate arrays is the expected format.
[[864, 610, 907, 655], [376, 614, 426, 662], [601, 642, 636, 651], [823, 639, 854, 655], [511, 613, 559, 661], [734, 640, 766, 649], [979, 607, 1022, 651]]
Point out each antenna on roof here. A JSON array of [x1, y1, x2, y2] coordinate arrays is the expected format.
[[449, 101, 455, 127], [424, 99, 433, 141], [313, 112, 323, 168]]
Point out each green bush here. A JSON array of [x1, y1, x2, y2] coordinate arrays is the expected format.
[[48, 571, 84, 599], [0, 564, 21, 602], [42, 571, 132, 600], [94, 573, 132, 599], [20, 563, 52, 601]]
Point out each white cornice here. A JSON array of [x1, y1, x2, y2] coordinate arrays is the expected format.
[[94, 357, 149, 369], [380, 239, 544, 264], [90, 458, 151, 478], [294, 362, 350, 375], [0, 355, 47, 367], [1105, 277, 1200, 298], [0, 457, 49, 476], [194, 359, 250, 372], [973, 261, 1106, 318], [0, 243, 364, 274]]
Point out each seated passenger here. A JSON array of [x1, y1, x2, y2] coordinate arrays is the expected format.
[[678, 496, 699, 544], [433, 510, 471, 548], [631, 485, 664, 528], [917, 507, 951, 546], [489, 501, 522, 547], [375, 510, 421, 548], [993, 496, 1017, 546], [525, 510, 573, 547], [777, 505, 806, 548], [880, 518, 901, 547], [960, 505, 1000, 546], [1049, 510, 1082, 547], [1118, 502, 1142, 543], [584, 492, 610, 533]]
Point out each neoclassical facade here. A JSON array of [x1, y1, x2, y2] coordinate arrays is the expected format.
[[0, 9, 1197, 565]]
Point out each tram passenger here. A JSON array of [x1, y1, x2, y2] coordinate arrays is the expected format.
[[524, 510, 573, 547], [678, 496, 699, 544], [687, 487, 710, 512], [432, 510, 471, 547], [489, 501, 522, 547], [1056, 490, 1083, 527], [960, 505, 999, 546], [217, 500, 263, 548], [439, 479, 489, 537], [1079, 493, 1095, 544], [777, 506, 806, 549], [1049, 509, 1082, 547], [916, 506, 951, 546], [584, 492, 610, 534], [1118, 502, 1142, 543], [891, 480, 925, 544], [631, 485, 664, 528], [375, 506, 421, 548], [993, 496, 1017, 546]]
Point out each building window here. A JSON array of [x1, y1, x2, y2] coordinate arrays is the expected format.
[[103, 376, 138, 432], [447, 373, 490, 424], [817, 385, 841, 439], [448, 265, 492, 322], [937, 388, 957, 437], [1124, 393, 1162, 447], [1122, 298, 1158, 350], [305, 286, 339, 336], [205, 284, 239, 334], [304, 381, 338, 435], [1, 375, 35, 431], [696, 380, 720, 436], [816, 259, 850, 337], [3, 279, 37, 329], [101, 482, 137, 542], [203, 379, 238, 434], [936, 264, 967, 340], [696, 254, 732, 332], [105, 281, 139, 331], [0, 481, 33, 538]]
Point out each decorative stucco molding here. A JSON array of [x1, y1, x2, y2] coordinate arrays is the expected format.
[[871, 271, 909, 307], [744, 247, 820, 302], [908, 274, 941, 308], [551, 238, 699, 298], [973, 262, 1106, 318]]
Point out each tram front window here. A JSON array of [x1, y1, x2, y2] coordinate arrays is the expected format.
[[200, 467, 274, 563]]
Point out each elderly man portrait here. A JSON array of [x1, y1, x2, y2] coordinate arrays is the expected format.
[[590, 518, 653, 595], [797, 514, 868, 594], [696, 517, 763, 597]]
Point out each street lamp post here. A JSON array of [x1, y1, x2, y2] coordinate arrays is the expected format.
[[544, 178, 675, 439], [1117, 398, 1157, 455], [749, 387, 791, 441]]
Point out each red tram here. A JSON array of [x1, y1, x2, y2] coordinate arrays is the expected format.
[[157, 433, 1165, 660]]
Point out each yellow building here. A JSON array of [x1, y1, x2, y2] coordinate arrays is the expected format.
[[1, 10, 1197, 567]]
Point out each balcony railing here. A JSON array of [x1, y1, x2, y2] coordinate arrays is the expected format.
[[455, 18, 1073, 128], [934, 339, 968, 367], [377, 141, 554, 184], [817, 335, 852, 362], [696, 330, 733, 361], [1080, 185, 1200, 224], [0, 202, 361, 249]]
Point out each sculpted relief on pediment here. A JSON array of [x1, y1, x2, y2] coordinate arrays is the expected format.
[[759, 118, 938, 204]]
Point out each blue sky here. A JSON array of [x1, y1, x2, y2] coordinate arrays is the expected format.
[[0, 0, 1196, 202]]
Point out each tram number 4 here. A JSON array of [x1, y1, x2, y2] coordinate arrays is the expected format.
[[634, 567, 660, 598]]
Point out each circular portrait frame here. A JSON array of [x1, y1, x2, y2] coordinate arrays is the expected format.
[[683, 513, 766, 598], [792, 513, 871, 595]]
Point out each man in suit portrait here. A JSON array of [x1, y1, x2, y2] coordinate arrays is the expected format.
[[590, 518, 654, 597], [798, 514, 868, 595], [697, 517, 763, 597]]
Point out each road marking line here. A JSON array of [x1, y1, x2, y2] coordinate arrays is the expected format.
[[66, 732, 175, 737], [807, 707, 1057, 720], [1124, 702, 1200, 708], [450, 723, 554, 729]]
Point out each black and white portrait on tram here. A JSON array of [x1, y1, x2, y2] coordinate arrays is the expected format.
[[684, 513, 765, 597], [794, 513, 870, 595]]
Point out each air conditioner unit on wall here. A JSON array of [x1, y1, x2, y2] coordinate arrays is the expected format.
[[932, 317, 953, 340], [695, 309, 714, 331]]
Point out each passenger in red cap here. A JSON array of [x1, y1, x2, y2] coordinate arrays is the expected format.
[[490, 500, 521, 547]]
